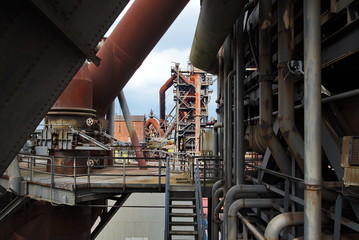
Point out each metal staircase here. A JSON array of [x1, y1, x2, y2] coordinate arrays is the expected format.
[[168, 186, 198, 239], [164, 158, 206, 240]]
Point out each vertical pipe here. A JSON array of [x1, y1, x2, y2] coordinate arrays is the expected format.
[[226, 70, 235, 189], [304, 0, 322, 239], [118, 91, 146, 167], [235, 15, 245, 185], [278, 0, 305, 172], [259, 0, 291, 175], [195, 74, 201, 155], [107, 100, 116, 137]]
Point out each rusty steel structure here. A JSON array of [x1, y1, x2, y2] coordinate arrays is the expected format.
[[172, 65, 213, 155], [0, 0, 189, 239], [189, 0, 359, 239], [0, 0, 359, 239]]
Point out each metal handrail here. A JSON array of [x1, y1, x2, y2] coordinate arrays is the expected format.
[[17, 154, 167, 191], [164, 156, 170, 240], [194, 158, 206, 240]]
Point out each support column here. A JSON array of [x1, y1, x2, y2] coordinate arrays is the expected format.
[[304, 0, 322, 239]]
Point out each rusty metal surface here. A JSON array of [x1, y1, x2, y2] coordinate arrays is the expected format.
[[194, 74, 201, 154], [159, 74, 177, 122], [277, 0, 305, 172], [53, 63, 93, 109], [258, 0, 291, 175], [90, 0, 190, 116]]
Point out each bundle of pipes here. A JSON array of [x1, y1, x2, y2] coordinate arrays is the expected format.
[[191, 0, 323, 239]]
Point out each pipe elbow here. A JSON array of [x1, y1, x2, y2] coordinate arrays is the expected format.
[[264, 212, 304, 240]]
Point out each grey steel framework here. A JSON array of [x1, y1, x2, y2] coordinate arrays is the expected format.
[[0, 0, 358, 239], [190, 0, 359, 239]]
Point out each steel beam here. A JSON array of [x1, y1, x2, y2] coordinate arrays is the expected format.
[[91, 194, 130, 240]]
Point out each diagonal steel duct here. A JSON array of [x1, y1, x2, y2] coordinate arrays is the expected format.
[[89, 0, 189, 116]]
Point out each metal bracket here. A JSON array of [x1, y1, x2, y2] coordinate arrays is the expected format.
[[30, 0, 101, 66]]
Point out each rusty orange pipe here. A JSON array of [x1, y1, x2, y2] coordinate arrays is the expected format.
[[89, 0, 190, 116], [145, 118, 164, 136], [53, 63, 93, 109], [159, 74, 177, 122]]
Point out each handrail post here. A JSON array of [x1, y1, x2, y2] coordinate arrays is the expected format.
[[73, 157, 76, 188], [50, 156, 54, 187], [164, 156, 170, 240], [87, 157, 90, 187], [30, 156, 33, 181]]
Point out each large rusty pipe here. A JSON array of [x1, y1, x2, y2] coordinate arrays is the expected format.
[[264, 212, 304, 240], [118, 91, 146, 167], [53, 63, 93, 109], [259, 0, 291, 175], [159, 74, 177, 123], [190, 0, 247, 74], [145, 118, 164, 137], [278, 0, 304, 172], [228, 199, 275, 240], [304, 0, 322, 239], [90, 0, 189, 116]]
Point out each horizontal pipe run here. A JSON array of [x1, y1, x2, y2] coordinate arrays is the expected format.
[[264, 212, 304, 240], [228, 199, 274, 240], [244, 88, 359, 122]]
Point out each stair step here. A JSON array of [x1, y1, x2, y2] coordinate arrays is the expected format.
[[169, 230, 198, 236], [170, 205, 196, 209], [170, 197, 195, 201], [170, 213, 197, 217], [170, 221, 197, 226]]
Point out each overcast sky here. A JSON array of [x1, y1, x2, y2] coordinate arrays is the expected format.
[[106, 0, 216, 119]]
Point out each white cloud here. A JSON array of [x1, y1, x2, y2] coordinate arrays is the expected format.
[[121, 48, 191, 116]]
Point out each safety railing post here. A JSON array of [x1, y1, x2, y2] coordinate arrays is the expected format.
[[164, 156, 170, 240], [73, 157, 76, 188]]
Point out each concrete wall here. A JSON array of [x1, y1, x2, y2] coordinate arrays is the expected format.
[[96, 193, 165, 240]]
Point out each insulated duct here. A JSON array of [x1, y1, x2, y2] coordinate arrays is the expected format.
[[190, 0, 247, 74]]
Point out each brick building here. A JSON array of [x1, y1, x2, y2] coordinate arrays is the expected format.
[[114, 115, 146, 143]]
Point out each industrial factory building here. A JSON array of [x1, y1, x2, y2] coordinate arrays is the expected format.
[[1, 0, 359, 240]]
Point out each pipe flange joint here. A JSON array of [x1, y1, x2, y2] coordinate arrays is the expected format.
[[304, 183, 322, 191], [258, 74, 272, 82], [277, 62, 288, 69]]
